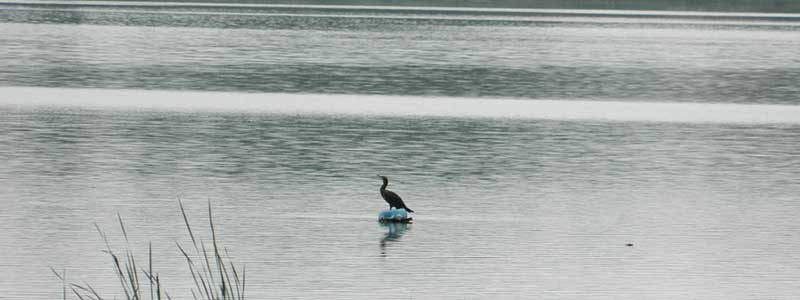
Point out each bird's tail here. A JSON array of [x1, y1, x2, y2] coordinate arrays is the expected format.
[[404, 207, 414, 213]]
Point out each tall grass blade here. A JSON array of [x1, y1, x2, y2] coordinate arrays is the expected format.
[[201, 243, 217, 299], [198, 275, 213, 300], [155, 275, 161, 300], [179, 198, 199, 252], [241, 266, 245, 300], [125, 255, 140, 300], [94, 223, 110, 252], [149, 242, 154, 300], [225, 249, 242, 300], [176, 243, 199, 293], [49, 267, 67, 300], [82, 282, 103, 300], [118, 213, 129, 243], [71, 284, 98, 300], [219, 260, 233, 300], [71, 286, 88, 300], [49, 266, 65, 281], [230, 263, 241, 300], [110, 252, 132, 300], [207, 199, 229, 299], [127, 249, 144, 300]]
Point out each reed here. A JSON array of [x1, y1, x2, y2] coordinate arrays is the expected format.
[[53, 199, 245, 300]]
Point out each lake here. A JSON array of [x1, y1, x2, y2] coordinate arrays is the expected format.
[[1, 1, 799, 299]]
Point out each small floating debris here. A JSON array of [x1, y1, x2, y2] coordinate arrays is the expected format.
[[626, 243, 634, 247], [378, 209, 413, 223]]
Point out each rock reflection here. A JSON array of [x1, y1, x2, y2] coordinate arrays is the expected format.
[[379, 222, 410, 256]]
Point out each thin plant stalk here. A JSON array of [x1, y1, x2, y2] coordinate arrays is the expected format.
[[53, 199, 245, 300]]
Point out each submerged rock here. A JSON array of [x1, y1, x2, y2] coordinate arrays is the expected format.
[[378, 209, 412, 223]]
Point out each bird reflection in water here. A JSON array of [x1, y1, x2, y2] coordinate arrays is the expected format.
[[380, 222, 410, 256]]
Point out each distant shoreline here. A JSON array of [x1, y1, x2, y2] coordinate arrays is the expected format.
[[57, 0, 800, 13], [5, 0, 800, 21]]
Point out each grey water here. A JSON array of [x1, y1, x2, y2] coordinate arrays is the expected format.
[[3, 1, 800, 104], [1, 1, 800, 299]]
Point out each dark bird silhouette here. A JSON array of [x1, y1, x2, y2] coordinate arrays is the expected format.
[[378, 175, 414, 213]]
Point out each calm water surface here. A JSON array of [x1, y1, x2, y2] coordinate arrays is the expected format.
[[1, 1, 800, 299]]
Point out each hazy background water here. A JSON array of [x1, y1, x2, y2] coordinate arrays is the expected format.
[[2, 1, 800, 104], [1, 1, 800, 299]]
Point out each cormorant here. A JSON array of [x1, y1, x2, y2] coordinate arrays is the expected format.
[[378, 175, 414, 213]]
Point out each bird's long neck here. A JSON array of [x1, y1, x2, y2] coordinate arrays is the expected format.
[[380, 178, 388, 190]]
